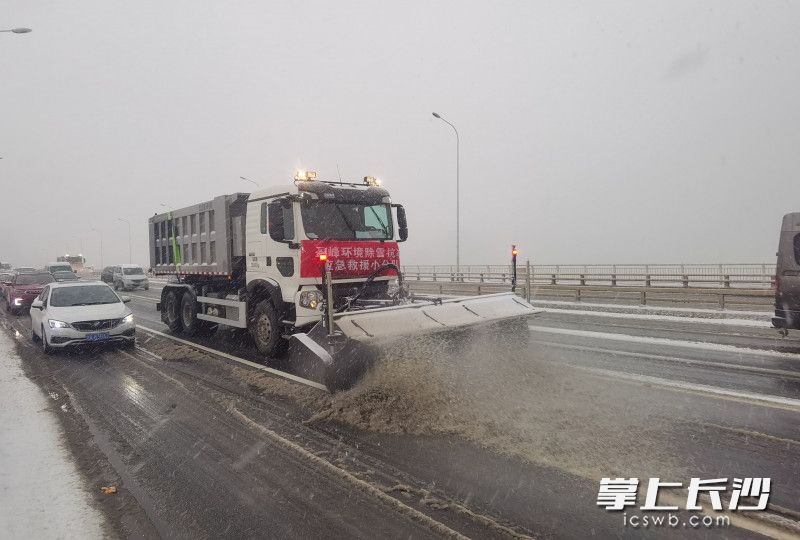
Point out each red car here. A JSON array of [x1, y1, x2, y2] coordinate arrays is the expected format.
[[4, 272, 54, 315]]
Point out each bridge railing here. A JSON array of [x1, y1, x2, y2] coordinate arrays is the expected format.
[[401, 264, 774, 289]]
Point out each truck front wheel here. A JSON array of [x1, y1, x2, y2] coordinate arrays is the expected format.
[[250, 300, 286, 359], [163, 290, 183, 333]]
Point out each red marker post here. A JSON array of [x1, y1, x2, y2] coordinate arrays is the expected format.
[[318, 253, 335, 334], [511, 245, 518, 292]]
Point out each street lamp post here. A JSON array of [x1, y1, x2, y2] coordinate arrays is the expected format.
[[432, 112, 460, 271], [0, 28, 32, 34], [118, 218, 132, 263], [240, 176, 260, 188], [91, 227, 103, 270]]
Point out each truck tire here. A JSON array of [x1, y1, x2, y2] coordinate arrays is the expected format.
[[180, 292, 201, 337], [163, 290, 183, 333], [250, 300, 287, 358], [179, 291, 217, 337]]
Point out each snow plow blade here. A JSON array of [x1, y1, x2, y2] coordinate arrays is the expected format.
[[289, 292, 539, 392]]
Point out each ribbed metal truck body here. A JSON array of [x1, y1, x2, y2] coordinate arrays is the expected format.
[[148, 193, 249, 277]]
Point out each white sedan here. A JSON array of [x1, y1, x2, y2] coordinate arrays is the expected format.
[[30, 281, 136, 353]]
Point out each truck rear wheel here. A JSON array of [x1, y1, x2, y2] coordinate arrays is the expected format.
[[163, 290, 183, 333], [250, 300, 286, 358], [180, 292, 201, 337]]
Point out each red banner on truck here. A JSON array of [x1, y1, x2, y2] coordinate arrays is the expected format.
[[300, 240, 400, 278]]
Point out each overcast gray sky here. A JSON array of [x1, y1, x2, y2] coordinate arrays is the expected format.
[[1, 1, 798, 268]]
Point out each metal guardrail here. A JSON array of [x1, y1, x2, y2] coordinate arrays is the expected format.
[[407, 281, 774, 311], [402, 263, 775, 289]]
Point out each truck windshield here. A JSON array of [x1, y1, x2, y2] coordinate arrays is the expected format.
[[301, 202, 393, 240]]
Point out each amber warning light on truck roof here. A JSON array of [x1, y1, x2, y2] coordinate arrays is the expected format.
[[294, 170, 317, 181], [363, 176, 382, 187]]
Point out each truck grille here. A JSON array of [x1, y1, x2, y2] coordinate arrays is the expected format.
[[24, 289, 42, 295], [72, 319, 122, 332]]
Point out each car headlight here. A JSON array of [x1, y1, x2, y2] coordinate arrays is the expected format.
[[299, 290, 323, 309], [123, 314, 134, 324], [48, 319, 69, 329], [13, 298, 23, 306]]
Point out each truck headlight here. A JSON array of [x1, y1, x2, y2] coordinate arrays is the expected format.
[[48, 319, 69, 329], [299, 290, 323, 309], [123, 314, 134, 324]]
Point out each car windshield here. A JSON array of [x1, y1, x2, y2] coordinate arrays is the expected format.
[[50, 285, 120, 307], [16, 273, 54, 285], [301, 202, 392, 240], [123, 267, 144, 275], [50, 265, 72, 272]]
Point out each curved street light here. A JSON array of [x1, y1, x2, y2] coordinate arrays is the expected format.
[[432, 112, 460, 270], [0, 28, 32, 34], [240, 176, 260, 188]]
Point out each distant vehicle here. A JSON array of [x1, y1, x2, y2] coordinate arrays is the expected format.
[[13, 267, 37, 273], [56, 254, 86, 272], [3, 272, 55, 315], [30, 281, 135, 352], [0, 262, 11, 270], [0, 272, 14, 297], [773, 213, 800, 333], [44, 262, 75, 274], [100, 266, 115, 284], [112, 264, 149, 291], [52, 270, 80, 282]]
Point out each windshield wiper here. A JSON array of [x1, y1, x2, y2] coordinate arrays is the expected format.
[[367, 206, 389, 237], [331, 204, 359, 237]]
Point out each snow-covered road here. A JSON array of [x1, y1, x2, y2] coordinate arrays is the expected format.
[[0, 329, 106, 539]]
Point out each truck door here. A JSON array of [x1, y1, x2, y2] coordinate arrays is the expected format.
[[247, 199, 298, 301]]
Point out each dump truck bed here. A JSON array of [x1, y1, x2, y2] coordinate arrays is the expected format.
[[148, 193, 249, 276]]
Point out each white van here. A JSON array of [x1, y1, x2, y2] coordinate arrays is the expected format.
[[773, 213, 800, 332], [113, 264, 150, 291]]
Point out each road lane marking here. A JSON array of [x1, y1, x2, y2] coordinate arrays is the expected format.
[[687, 421, 800, 448], [567, 364, 800, 412], [540, 307, 771, 328], [531, 339, 800, 380], [232, 408, 476, 540], [127, 294, 158, 302], [136, 325, 328, 392], [528, 325, 800, 360]]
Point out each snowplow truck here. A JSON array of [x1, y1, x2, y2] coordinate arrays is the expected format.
[[149, 172, 538, 391]]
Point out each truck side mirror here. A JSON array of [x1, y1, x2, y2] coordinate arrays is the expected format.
[[397, 206, 408, 242]]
